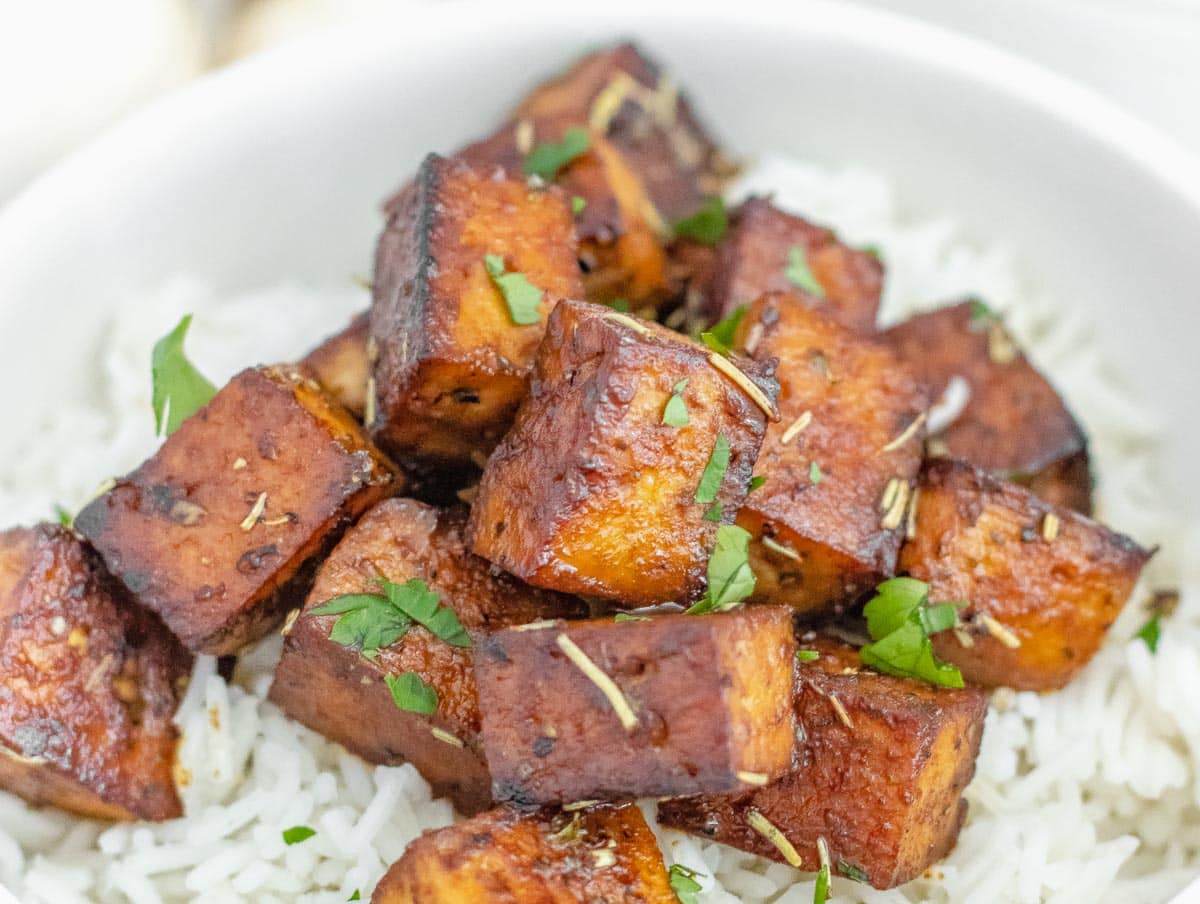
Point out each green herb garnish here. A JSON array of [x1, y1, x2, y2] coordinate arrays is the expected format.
[[668, 863, 704, 904], [614, 612, 651, 623], [809, 461, 823, 485], [282, 826, 316, 845], [686, 525, 756, 615], [663, 379, 690, 427], [694, 434, 730, 505], [702, 503, 723, 523], [797, 649, 819, 663], [673, 196, 728, 245], [814, 841, 831, 904], [699, 305, 747, 355], [861, 245, 883, 261], [605, 298, 631, 313], [785, 246, 825, 299], [524, 127, 590, 179], [53, 504, 73, 528], [310, 578, 470, 659], [1136, 614, 1161, 653], [838, 860, 869, 883], [968, 297, 997, 324], [485, 254, 544, 325], [381, 578, 471, 647], [348, 892, 361, 902], [748, 475, 766, 492], [386, 672, 438, 715], [151, 314, 216, 436], [858, 578, 965, 688], [572, 196, 587, 215]]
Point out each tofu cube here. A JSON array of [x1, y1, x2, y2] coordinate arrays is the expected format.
[[885, 300, 1093, 512], [76, 365, 398, 655], [467, 298, 777, 606], [0, 525, 191, 821], [371, 802, 676, 903], [474, 606, 797, 805], [902, 459, 1152, 689], [270, 498, 583, 814], [369, 153, 584, 466], [300, 312, 370, 419], [658, 637, 987, 889], [711, 198, 883, 333], [733, 293, 928, 615]]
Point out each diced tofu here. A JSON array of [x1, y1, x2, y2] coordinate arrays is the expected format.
[[732, 293, 928, 615], [369, 154, 584, 466], [371, 802, 676, 903], [901, 458, 1152, 689], [300, 312, 370, 419], [467, 298, 777, 606], [0, 525, 191, 821], [658, 637, 987, 890], [884, 300, 1093, 512], [474, 606, 797, 805], [76, 365, 397, 655], [710, 198, 883, 333], [269, 498, 583, 814]]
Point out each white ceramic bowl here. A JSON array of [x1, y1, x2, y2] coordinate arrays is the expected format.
[[1, 0, 1199, 513]]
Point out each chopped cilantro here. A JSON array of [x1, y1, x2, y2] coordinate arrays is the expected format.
[[858, 578, 965, 688], [282, 825, 315, 845], [348, 892, 361, 902], [838, 860, 869, 883], [797, 649, 819, 663], [694, 434, 731, 505], [151, 314, 216, 436], [663, 379, 690, 427], [968, 297, 997, 324], [53, 504, 73, 528], [809, 461, 823, 485], [572, 195, 587, 214], [310, 578, 470, 659], [386, 671, 438, 715], [814, 850, 830, 904], [380, 578, 471, 648], [1136, 613, 1161, 653], [785, 246, 825, 298], [673, 196, 728, 245], [702, 503, 723, 523], [605, 298, 631, 313], [668, 863, 704, 904], [699, 305, 747, 355], [484, 254, 544, 325], [861, 245, 883, 261], [614, 612, 651, 623], [524, 127, 590, 179], [686, 525, 756, 615], [748, 475, 766, 492]]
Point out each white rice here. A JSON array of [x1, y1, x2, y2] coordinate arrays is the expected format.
[[1, 154, 1195, 903]]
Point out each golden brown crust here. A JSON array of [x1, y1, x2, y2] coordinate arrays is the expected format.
[[369, 154, 583, 466], [884, 300, 1093, 513], [371, 802, 676, 903], [658, 637, 987, 889], [300, 312, 370, 419], [733, 293, 928, 615], [474, 606, 796, 806], [0, 525, 190, 821], [467, 299, 777, 606], [269, 498, 583, 814], [902, 458, 1152, 689], [75, 365, 397, 655]]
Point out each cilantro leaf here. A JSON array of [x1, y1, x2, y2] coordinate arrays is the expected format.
[[282, 825, 315, 845], [484, 255, 544, 325], [838, 860, 869, 883], [614, 612, 651, 622], [348, 892, 361, 902], [699, 305, 747, 355], [687, 525, 756, 615], [310, 593, 411, 660], [785, 246, 825, 298], [663, 379, 690, 427], [968, 297, 998, 325], [748, 475, 766, 492], [668, 863, 704, 904], [1136, 613, 1161, 653], [53, 504, 73, 527], [524, 127, 590, 179], [694, 434, 730, 505], [861, 244, 883, 261], [386, 671, 438, 715], [151, 314, 216, 436], [809, 461, 823, 485], [702, 503, 723, 523], [797, 649, 819, 663], [673, 196, 728, 245], [814, 860, 830, 904], [572, 196, 587, 214], [858, 578, 965, 688], [381, 578, 472, 648]]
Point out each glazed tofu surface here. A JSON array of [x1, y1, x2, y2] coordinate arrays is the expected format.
[[300, 312, 370, 419], [0, 525, 190, 821], [76, 364, 397, 655], [475, 606, 796, 805]]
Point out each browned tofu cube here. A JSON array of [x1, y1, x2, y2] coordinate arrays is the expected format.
[[270, 498, 583, 814], [475, 606, 796, 805], [658, 637, 987, 890], [76, 365, 397, 655], [901, 459, 1152, 689], [732, 293, 928, 615], [710, 198, 883, 333], [885, 300, 1093, 512], [300, 312, 370, 419], [369, 154, 584, 466], [467, 298, 778, 606], [0, 525, 191, 821], [371, 802, 675, 903]]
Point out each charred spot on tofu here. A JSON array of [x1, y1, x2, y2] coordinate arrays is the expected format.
[[708, 198, 883, 334], [0, 525, 191, 821], [474, 606, 796, 805], [371, 802, 676, 903], [467, 298, 777, 606], [901, 458, 1152, 690], [269, 498, 583, 814], [658, 636, 987, 890], [369, 154, 583, 467], [885, 300, 1093, 513], [300, 312, 370, 420], [75, 365, 397, 655], [731, 293, 928, 615]]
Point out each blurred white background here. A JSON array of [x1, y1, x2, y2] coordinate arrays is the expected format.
[[1, 0, 1199, 208]]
